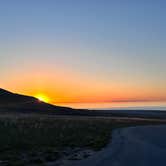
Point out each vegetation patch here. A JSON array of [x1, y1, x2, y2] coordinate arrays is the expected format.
[[0, 114, 165, 165]]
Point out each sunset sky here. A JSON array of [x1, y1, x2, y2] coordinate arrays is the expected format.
[[0, 1, 166, 108]]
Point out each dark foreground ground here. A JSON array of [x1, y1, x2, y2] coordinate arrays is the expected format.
[[0, 113, 166, 165], [72, 125, 166, 166]]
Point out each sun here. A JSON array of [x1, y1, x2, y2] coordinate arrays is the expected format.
[[35, 94, 50, 103]]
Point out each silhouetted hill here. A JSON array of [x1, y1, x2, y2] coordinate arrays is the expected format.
[[0, 88, 37, 104], [0, 88, 78, 115]]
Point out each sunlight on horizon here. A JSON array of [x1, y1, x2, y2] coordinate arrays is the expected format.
[[35, 94, 50, 103]]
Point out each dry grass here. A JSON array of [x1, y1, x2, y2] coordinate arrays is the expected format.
[[0, 113, 165, 165]]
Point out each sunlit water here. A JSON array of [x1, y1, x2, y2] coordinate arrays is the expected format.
[[55, 102, 166, 111]]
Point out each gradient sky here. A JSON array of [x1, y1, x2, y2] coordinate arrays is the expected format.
[[0, 0, 166, 106]]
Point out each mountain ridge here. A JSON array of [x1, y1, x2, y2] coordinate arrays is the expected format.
[[0, 88, 77, 114]]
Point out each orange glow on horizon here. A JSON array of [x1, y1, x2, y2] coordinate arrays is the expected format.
[[1, 66, 166, 106]]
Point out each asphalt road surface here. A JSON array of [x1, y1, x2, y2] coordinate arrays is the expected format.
[[69, 125, 166, 166]]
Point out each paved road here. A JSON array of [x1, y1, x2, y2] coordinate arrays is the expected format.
[[69, 125, 166, 166]]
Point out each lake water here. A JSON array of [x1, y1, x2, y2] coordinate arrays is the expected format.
[[56, 102, 166, 111]]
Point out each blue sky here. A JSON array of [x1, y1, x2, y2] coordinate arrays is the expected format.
[[0, 0, 166, 104]]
